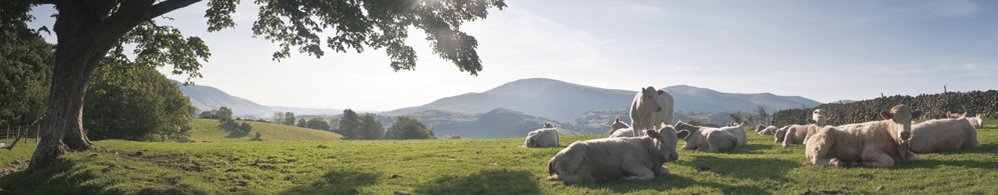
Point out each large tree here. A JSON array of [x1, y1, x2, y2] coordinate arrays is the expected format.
[[384, 115, 434, 140], [359, 113, 385, 140], [1, 0, 53, 129], [339, 109, 360, 140], [25, 0, 506, 169], [83, 64, 196, 141]]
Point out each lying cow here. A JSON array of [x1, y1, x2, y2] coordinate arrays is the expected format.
[[524, 122, 559, 148], [775, 124, 823, 147], [947, 111, 986, 129], [812, 109, 828, 126], [805, 104, 922, 167], [547, 127, 680, 183], [630, 86, 674, 136], [755, 124, 777, 135], [909, 118, 979, 153], [674, 121, 739, 152], [677, 121, 747, 147], [608, 117, 635, 138]]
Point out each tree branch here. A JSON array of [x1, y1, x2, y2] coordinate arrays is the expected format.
[[147, 0, 202, 21], [32, 0, 59, 5]]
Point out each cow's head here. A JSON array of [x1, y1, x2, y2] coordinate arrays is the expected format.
[[755, 124, 767, 133], [640, 87, 663, 112], [972, 114, 984, 129], [647, 126, 680, 162], [543, 122, 555, 129], [774, 125, 791, 143], [946, 111, 967, 119], [611, 117, 630, 131], [673, 120, 700, 132], [880, 104, 922, 140]]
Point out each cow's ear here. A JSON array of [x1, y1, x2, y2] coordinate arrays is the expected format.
[[912, 110, 923, 119], [657, 90, 665, 95], [644, 130, 658, 139], [676, 130, 690, 139], [880, 110, 894, 120]]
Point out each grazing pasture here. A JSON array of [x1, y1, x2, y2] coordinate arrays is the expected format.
[[2, 119, 997, 194]]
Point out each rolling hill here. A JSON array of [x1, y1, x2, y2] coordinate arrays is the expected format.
[[176, 81, 341, 118], [188, 119, 342, 142], [385, 78, 821, 122]]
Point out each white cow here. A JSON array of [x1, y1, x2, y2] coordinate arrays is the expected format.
[[805, 104, 922, 167], [811, 109, 828, 126], [608, 117, 635, 138], [674, 121, 740, 152], [947, 111, 986, 129], [909, 118, 979, 153], [755, 124, 777, 135], [629, 86, 674, 136], [524, 122, 559, 148], [547, 127, 681, 183]]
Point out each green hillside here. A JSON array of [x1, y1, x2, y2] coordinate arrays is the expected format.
[[2, 119, 996, 194], [189, 119, 342, 142]]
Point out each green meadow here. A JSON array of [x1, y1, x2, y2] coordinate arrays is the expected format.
[[2, 119, 997, 194]]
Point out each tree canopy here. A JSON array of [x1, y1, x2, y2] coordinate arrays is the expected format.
[[384, 116, 435, 140], [83, 64, 196, 142], [23, 0, 506, 168]]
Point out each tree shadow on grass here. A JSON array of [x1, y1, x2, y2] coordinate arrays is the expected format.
[[280, 169, 379, 195], [413, 169, 541, 195], [0, 159, 99, 194]]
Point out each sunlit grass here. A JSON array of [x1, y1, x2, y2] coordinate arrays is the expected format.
[[1, 119, 997, 194]]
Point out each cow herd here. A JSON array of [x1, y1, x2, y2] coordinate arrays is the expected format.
[[523, 86, 988, 183]]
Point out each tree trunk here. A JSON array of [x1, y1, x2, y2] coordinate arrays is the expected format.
[[28, 41, 101, 169], [28, 0, 201, 169], [28, 0, 113, 169]]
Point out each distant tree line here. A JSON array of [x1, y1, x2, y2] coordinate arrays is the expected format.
[[336, 109, 435, 140], [772, 90, 998, 126], [260, 109, 435, 140]]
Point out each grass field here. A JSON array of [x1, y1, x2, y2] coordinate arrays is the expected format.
[[2, 119, 997, 194]]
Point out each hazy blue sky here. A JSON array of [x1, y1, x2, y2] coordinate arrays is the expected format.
[[28, 0, 998, 112]]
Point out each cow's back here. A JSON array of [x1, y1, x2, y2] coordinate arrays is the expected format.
[[581, 138, 653, 178], [910, 118, 979, 153]]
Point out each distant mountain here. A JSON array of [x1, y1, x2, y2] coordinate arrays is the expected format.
[[400, 108, 578, 139], [664, 85, 820, 113], [385, 78, 821, 122], [177, 81, 276, 118], [176, 81, 341, 118], [385, 78, 635, 122]]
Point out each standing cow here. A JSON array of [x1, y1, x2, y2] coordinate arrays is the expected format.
[[629, 86, 674, 136], [524, 122, 560, 148], [805, 104, 922, 167], [547, 127, 681, 183]]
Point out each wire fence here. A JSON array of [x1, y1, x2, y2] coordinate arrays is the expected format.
[[1, 124, 41, 148]]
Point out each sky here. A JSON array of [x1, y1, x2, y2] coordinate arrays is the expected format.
[[27, 0, 998, 112]]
